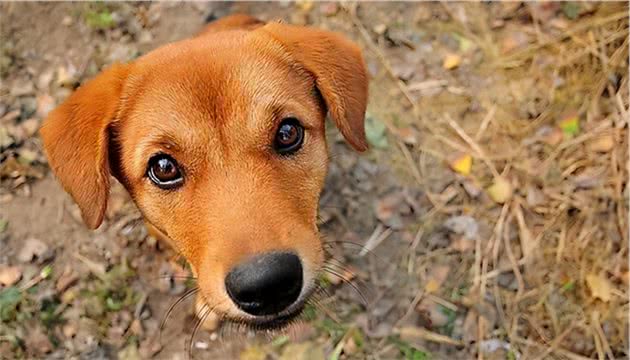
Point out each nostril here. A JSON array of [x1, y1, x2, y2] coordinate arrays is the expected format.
[[225, 252, 303, 316]]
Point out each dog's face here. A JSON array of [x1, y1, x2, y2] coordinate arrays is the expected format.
[[40, 21, 367, 327]]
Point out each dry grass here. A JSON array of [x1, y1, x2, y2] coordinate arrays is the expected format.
[[349, 2, 628, 358]]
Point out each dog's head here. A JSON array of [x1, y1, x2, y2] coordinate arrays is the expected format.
[[40, 21, 367, 327]]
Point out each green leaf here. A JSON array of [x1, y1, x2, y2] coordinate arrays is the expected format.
[[559, 114, 580, 137], [106, 297, 122, 311], [506, 350, 517, 360], [271, 335, 289, 348], [365, 115, 388, 149], [388, 336, 430, 360], [40, 265, 53, 279], [561, 280, 575, 292], [562, 2, 581, 19], [85, 10, 115, 29], [0, 287, 22, 322], [0, 218, 7, 233]]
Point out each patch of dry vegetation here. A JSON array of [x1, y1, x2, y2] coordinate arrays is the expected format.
[[350, 2, 628, 358]]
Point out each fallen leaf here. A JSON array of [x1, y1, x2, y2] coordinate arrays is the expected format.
[[487, 176, 513, 204], [424, 265, 450, 293], [241, 346, 266, 360], [559, 113, 580, 137], [17, 238, 49, 263], [501, 31, 530, 54], [397, 127, 418, 146], [296, 0, 314, 12], [279, 342, 325, 360], [118, 342, 141, 360], [588, 134, 614, 152], [449, 153, 472, 176], [586, 273, 612, 302], [0, 266, 22, 287], [442, 53, 461, 70], [416, 298, 450, 327]]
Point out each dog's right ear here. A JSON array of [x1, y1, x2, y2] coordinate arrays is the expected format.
[[40, 63, 130, 229]]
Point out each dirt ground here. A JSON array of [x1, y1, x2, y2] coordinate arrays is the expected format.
[[0, 2, 628, 360]]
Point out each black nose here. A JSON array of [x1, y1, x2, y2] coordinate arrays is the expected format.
[[225, 252, 303, 316]]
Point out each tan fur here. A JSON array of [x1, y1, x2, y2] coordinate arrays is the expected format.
[[40, 15, 368, 323]]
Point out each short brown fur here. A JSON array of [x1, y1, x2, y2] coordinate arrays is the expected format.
[[40, 15, 368, 324]]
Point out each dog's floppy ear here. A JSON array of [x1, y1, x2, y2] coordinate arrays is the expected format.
[[40, 63, 130, 229], [261, 23, 369, 151]]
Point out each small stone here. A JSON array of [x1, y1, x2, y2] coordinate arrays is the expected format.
[[138, 30, 153, 44], [17, 237, 49, 263], [20, 118, 40, 137], [62, 16, 73, 26], [373, 24, 387, 35], [56, 66, 77, 88], [36, 94, 55, 118], [396, 127, 418, 146], [444, 215, 479, 240], [129, 319, 143, 336], [0, 265, 22, 286], [62, 323, 78, 338], [37, 70, 54, 90], [320, 2, 339, 16]]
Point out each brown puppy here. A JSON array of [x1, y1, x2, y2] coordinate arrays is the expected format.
[[40, 14, 367, 329]]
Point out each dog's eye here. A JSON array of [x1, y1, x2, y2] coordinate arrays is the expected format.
[[274, 118, 304, 155], [147, 154, 183, 189]]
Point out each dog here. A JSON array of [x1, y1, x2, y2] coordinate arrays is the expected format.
[[40, 14, 368, 331]]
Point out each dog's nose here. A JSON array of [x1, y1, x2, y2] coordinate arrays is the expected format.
[[225, 252, 303, 316]]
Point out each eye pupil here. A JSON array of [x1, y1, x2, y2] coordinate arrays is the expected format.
[[278, 124, 298, 144], [274, 118, 304, 155], [155, 158, 176, 179], [148, 155, 183, 189]]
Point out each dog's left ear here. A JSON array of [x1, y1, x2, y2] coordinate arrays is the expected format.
[[261, 23, 369, 151]]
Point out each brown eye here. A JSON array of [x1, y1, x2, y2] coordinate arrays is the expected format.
[[147, 154, 183, 189], [274, 118, 304, 155]]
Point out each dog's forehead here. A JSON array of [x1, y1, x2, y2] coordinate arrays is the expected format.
[[118, 31, 320, 169], [124, 31, 312, 126]]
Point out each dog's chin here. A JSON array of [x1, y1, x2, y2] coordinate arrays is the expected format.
[[231, 301, 306, 331]]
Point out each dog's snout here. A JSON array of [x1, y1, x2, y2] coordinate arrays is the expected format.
[[225, 252, 303, 316]]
